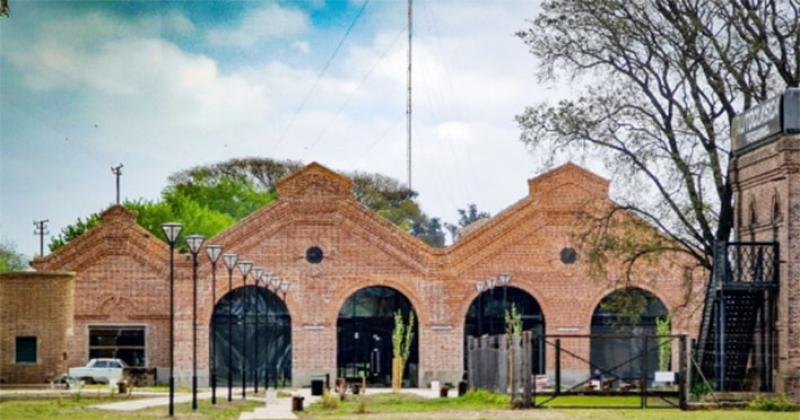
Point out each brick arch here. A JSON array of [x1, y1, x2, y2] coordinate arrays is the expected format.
[[583, 285, 671, 332], [201, 284, 299, 330], [326, 280, 430, 326], [453, 280, 551, 333]]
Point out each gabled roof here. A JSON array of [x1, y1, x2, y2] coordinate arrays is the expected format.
[[31, 205, 168, 273], [527, 162, 609, 198], [276, 161, 353, 198]]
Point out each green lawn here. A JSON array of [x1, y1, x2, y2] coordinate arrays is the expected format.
[[0, 396, 260, 419], [300, 391, 799, 419]]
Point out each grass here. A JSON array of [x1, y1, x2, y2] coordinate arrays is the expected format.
[[300, 390, 800, 419], [0, 395, 261, 419]]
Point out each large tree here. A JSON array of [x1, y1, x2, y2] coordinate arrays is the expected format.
[[516, 0, 799, 275], [0, 241, 27, 272], [51, 158, 447, 250]]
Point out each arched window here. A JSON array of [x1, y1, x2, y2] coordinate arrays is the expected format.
[[749, 199, 758, 226], [772, 193, 782, 223]]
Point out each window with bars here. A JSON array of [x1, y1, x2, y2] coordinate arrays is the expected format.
[[15, 336, 37, 364], [88, 326, 145, 367]]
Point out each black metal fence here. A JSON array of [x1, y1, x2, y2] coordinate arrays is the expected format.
[[467, 332, 689, 409]]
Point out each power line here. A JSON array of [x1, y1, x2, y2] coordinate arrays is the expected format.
[[304, 25, 407, 156], [33, 219, 49, 257], [273, 0, 371, 153]]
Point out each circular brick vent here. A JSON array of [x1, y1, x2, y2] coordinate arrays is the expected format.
[[306, 246, 324, 264], [560, 247, 577, 264]]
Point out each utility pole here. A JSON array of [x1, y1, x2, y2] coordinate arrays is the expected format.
[[111, 163, 123, 205], [406, 0, 413, 190], [33, 219, 49, 257]]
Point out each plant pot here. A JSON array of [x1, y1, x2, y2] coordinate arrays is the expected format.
[[352, 384, 361, 395], [117, 381, 127, 394], [439, 387, 450, 398], [458, 381, 468, 396], [391, 357, 404, 391]]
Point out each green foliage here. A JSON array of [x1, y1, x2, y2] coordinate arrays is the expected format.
[[50, 157, 448, 250], [445, 203, 490, 241], [49, 214, 102, 252], [504, 303, 523, 342], [690, 381, 714, 401], [321, 390, 340, 410], [748, 394, 800, 412], [392, 310, 415, 361], [655, 316, 671, 371], [0, 241, 27, 272]]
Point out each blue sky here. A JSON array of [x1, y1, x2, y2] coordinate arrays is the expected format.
[[1, 0, 592, 258]]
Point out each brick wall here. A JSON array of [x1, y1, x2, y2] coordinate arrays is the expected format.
[[22, 162, 705, 387], [731, 134, 800, 398], [0, 272, 74, 384]]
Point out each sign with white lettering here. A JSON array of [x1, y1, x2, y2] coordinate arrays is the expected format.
[[732, 88, 800, 152]]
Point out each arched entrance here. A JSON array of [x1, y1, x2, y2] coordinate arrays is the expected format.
[[211, 285, 291, 386], [464, 286, 546, 374], [590, 288, 668, 382], [337, 286, 419, 387]]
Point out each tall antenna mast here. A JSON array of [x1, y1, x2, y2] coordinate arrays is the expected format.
[[406, 0, 413, 190], [111, 163, 124, 205]]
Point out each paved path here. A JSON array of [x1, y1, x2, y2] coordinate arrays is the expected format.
[[91, 389, 246, 411]]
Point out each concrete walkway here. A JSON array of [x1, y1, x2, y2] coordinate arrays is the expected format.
[[91, 389, 246, 411]]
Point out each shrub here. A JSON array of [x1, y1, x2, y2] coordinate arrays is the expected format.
[[690, 381, 713, 400], [321, 390, 340, 410], [748, 394, 800, 412]]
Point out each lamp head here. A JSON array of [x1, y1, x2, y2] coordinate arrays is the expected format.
[[185, 234, 205, 255], [280, 281, 290, 294], [253, 267, 264, 281], [222, 253, 238, 270], [499, 273, 511, 285], [487, 277, 497, 289], [475, 281, 485, 293], [160, 222, 183, 245], [206, 245, 223, 264], [238, 260, 253, 277]]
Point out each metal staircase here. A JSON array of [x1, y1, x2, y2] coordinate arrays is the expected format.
[[696, 241, 778, 392]]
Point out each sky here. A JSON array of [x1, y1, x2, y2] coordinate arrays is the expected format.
[[0, 0, 597, 258]]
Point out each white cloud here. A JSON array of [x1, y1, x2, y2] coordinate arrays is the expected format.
[[292, 40, 311, 54], [207, 4, 309, 47]]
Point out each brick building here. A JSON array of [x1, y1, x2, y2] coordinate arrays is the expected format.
[[3, 162, 705, 386]]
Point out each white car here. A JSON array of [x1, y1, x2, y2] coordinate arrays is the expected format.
[[68, 358, 128, 384]]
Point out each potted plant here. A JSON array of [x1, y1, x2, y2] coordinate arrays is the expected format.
[[391, 310, 415, 391], [440, 382, 453, 398], [654, 316, 675, 384]]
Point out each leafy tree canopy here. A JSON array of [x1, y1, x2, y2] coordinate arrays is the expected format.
[[0, 241, 27, 272], [51, 158, 448, 250], [445, 203, 491, 242]]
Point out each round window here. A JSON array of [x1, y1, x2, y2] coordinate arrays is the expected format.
[[306, 246, 324, 264], [560, 247, 578, 264]]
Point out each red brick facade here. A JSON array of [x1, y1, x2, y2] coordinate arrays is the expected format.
[[730, 134, 800, 397], [27, 162, 704, 386]]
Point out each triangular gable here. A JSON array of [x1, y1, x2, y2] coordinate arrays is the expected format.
[[31, 205, 168, 273], [276, 161, 353, 199], [527, 162, 609, 199]]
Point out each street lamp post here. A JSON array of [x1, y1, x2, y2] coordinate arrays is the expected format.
[[205, 245, 223, 405], [222, 253, 238, 402], [251, 267, 264, 395], [270, 276, 290, 388], [238, 260, 253, 399], [186, 234, 205, 411], [260, 272, 272, 389], [161, 222, 183, 418]]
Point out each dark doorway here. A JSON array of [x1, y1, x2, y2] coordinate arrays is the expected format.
[[590, 288, 668, 382], [464, 286, 546, 375], [211, 285, 291, 386], [337, 286, 418, 387]]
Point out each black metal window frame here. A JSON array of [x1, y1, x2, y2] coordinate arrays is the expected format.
[[87, 325, 147, 367], [15, 336, 37, 364]]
